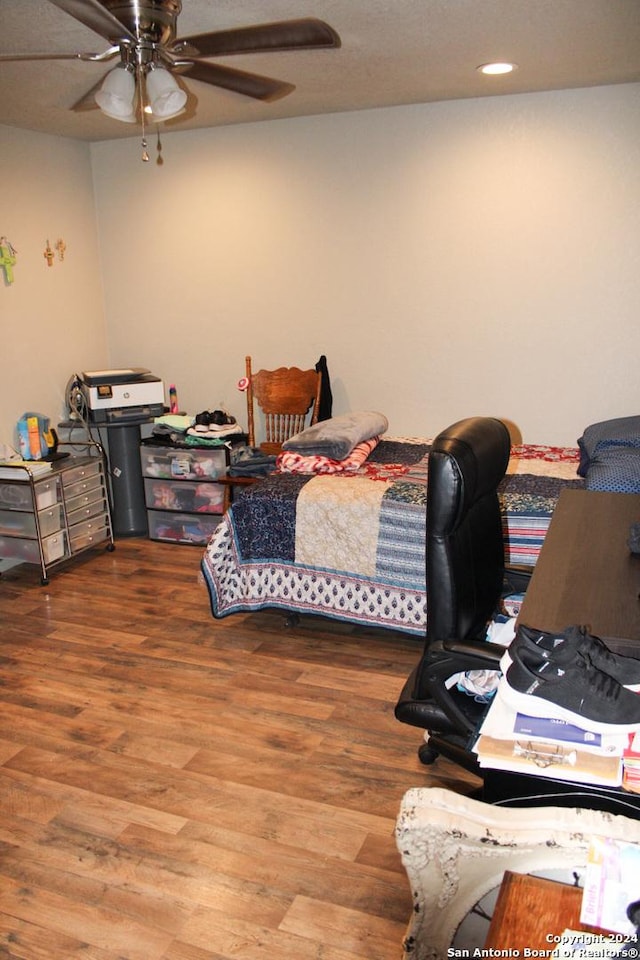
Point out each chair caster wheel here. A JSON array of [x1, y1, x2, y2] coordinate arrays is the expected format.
[[418, 742, 439, 765]]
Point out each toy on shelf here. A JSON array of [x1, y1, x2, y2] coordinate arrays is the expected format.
[[0, 236, 17, 284]]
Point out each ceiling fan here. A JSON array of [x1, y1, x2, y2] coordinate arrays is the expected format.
[[0, 0, 341, 125]]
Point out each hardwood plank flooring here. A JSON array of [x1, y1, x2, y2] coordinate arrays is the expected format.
[[0, 539, 479, 959]]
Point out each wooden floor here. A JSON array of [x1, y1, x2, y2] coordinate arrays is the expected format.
[[0, 538, 478, 960]]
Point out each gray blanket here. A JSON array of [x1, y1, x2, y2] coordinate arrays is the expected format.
[[282, 410, 389, 459]]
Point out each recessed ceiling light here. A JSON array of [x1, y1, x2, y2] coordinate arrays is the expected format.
[[478, 62, 518, 76]]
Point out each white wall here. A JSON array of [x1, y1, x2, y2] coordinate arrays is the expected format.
[[0, 126, 108, 449], [2, 82, 639, 449], [90, 82, 640, 445]]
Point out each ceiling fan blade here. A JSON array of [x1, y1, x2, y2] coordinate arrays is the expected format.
[[47, 0, 136, 44], [172, 18, 340, 59], [0, 48, 118, 63], [71, 77, 106, 112], [180, 60, 295, 102]]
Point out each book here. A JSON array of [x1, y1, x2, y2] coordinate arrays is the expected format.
[[474, 733, 623, 787], [477, 694, 627, 756], [622, 769, 640, 794], [0, 459, 53, 480], [514, 712, 604, 747], [622, 732, 640, 793], [580, 836, 640, 935], [624, 731, 640, 767]]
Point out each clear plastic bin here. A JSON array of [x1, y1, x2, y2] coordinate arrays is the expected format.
[[61, 460, 101, 488], [140, 445, 227, 481], [69, 517, 109, 552], [0, 504, 62, 538], [63, 474, 103, 501], [65, 485, 106, 517], [66, 496, 108, 527], [143, 478, 224, 514], [0, 477, 58, 510], [0, 530, 67, 564], [147, 510, 222, 544]]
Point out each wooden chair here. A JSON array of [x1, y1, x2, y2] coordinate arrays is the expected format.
[[245, 355, 321, 454], [221, 355, 322, 509]]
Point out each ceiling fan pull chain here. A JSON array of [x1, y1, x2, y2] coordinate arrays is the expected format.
[[141, 106, 149, 160], [139, 65, 150, 162], [156, 128, 164, 166]]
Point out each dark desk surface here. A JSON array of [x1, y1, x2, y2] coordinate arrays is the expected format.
[[517, 488, 640, 655]]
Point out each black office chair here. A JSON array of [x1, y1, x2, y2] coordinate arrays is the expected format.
[[395, 416, 512, 775]]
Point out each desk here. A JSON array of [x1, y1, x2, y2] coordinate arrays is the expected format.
[[517, 489, 640, 655]]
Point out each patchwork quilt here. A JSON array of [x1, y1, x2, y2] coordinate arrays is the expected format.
[[201, 439, 584, 636], [500, 443, 584, 566]]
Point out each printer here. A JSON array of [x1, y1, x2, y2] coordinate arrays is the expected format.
[[78, 368, 165, 423]]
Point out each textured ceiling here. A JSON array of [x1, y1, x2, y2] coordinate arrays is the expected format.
[[0, 0, 639, 142]]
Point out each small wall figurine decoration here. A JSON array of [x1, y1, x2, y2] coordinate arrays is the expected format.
[[0, 236, 17, 285], [44, 240, 54, 267], [55, 238, 66, 261]]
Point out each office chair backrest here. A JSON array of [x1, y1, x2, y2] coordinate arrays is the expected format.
[[246, 355, 322, 454], [427, 416, 511, 646], [394, 417, 512, 764]]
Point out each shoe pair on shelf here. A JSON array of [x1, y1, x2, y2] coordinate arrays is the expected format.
[[194, 410, 236, 427], [498, 624, 640, 734]]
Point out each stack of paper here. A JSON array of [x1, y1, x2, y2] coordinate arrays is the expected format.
[[474, 696, 626, 787], [0, 459, 53, 479]]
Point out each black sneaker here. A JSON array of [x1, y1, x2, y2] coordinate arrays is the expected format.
[[498, 642, 640, 734], [194, 410, 213, 426], [210, 410, 236, 426], [194, 410, 237, 428], [501, 624, 640, 692]]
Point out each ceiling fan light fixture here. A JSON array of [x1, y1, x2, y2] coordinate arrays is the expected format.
[[95, 63, 136, 120], [146, 64, 187, 119], [477, 61, 518, 76]]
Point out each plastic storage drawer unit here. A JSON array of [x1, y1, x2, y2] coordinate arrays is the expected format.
[[0, 445, 114, 583], [141, 440, 231, 545]]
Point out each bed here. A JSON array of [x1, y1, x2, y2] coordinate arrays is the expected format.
[[201, 429, 584, 637]]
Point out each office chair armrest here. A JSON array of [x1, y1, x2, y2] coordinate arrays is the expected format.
[[439, 637, 504, 666], [424, 639, 505, 735]]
